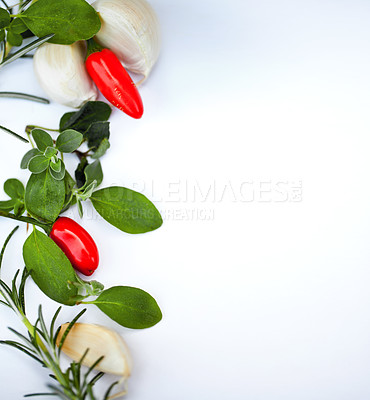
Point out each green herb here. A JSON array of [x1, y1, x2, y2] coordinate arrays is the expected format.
[[25, 170, 65, 222], [90, 286, 163, 329], [90, 186, 163, 234], [59, 101, 112, 132], [0, 101, 163, 330], [23, 228, 79, 305], [0, 178, 25, 216], [20, 0, 101, 45], [0, 8, 10, 29]]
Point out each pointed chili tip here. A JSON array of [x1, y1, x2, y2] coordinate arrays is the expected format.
[[122, 96, 143, 119]]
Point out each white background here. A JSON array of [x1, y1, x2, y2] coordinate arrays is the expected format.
[[1, 0, 370, 398]]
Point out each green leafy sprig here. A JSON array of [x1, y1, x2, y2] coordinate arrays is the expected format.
[[0, 0, 100, 69], [0, 227, 119, 399], [0, 101, 163, 329]]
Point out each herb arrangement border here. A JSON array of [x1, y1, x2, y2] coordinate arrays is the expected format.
[[0, 0, 164, 397]]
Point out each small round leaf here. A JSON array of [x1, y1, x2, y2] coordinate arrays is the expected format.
[[6, 31, 23, 46], [0, 8, 10, 30], [4, 178, 25, 199], [21, 148, 42, 169], [56, 129, 83, 153], [28, 155, 49, 174], [9, 18, 28, 34], [32, 129, 54, 152]]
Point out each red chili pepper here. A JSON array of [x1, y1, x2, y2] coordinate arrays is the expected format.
[[50, 217, 99, 276], [85, 40, 143, 119]]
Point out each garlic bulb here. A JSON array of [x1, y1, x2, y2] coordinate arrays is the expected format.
[[33, 42, 98, 108], [57, 323, 132, 378], [92, 0, 161, 81]]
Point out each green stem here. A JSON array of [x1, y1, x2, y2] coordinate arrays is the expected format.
[[86, 38, 103, 58], [25, 124, 58, 134], [0, 211, 52, 234], [0, 92, 49, 104]]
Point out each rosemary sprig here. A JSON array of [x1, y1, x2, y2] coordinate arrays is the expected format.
[[0, 227, 119, 400]]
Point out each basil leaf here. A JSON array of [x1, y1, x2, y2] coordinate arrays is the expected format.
[[4, 178, 24, 199], [85, 121, 110, 149], [32, 129, 53, 151], [49, 160, 66, 181], [91, 138, 110, 159], [56, 129, 83, 153], [90, 186, 163, 234], [92, 286, 162, 329], [20, 148, 42, 169], [7, 31, 23, 47], [21, 0, 101, 45], [0, 8, 10, 29], [28, 155, 49, 174], [23, 229, 79, 305], [25, 170, 65, 222], [60, 101, 111, 132], [0, 29, 4, 42], [84, 160, 103, 187], [9, 18, 28, 34]]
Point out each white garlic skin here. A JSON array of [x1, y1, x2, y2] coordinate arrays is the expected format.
[[57, 323, 132, 377], [92, 0, 161, 81], [33, 42, 98, 108]]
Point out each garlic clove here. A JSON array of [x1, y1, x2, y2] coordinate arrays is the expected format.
[[33, 42, 98, 108], [92, 0, 161, 81], [57, 323, 132, 378]]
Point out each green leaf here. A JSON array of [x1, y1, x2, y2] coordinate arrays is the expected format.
[[20, 0, 101, 45], [44, 146, 58, 159], [59, 111, 75, 132], [85, 121, 110, 149], [9, 18, 28, 34], [61, 171, 76, 212], [91, 138, 110, 159], [60, 101, 111, 132], [56, 129, 83, 153], [84, 160, 102, 188], [92, 286, 162, 329], [7, 31, 23, 46], [50, 158, 61, 173], [90, 187, 163, 234], [4, 178, 25, 199], [25, 170, 65, 223], [13, 200, 25, 217], [77, 198, 83, 218], [0, 199, 16, 211], [79, 180, 97, 201], [23, 229, 79, 305], [0, 29, 5, 42], [32, 129, 53, 152], [28, 155, 49, 174], [0, 179, 25, 213], [0, 8, 10, 30], [49, 160, 66, 181], [75, 157, 88, 189], [21, 148, 42, 169]]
